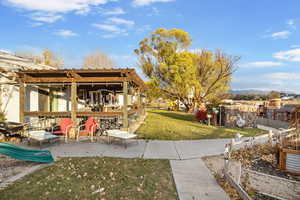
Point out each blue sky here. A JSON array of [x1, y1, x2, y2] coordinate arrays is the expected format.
[[1, 0, 300, 92]]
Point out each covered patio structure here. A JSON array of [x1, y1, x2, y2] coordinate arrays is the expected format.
[[17, 69, 146, 139]]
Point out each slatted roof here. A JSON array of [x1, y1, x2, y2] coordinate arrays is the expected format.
[[17, 68, 145, 88]]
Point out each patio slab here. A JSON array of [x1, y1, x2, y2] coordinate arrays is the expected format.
[[174, 139, 229, 159], [102, 140, 146, 158], [171, 159, 230, 200], [46, 142, 107, 158], [143, 140, 180, 159]]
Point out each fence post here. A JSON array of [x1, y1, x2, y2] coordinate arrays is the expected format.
[[230, 138, 235, 152], [268, 130, 273, 143], [224, 144, 230, 173]]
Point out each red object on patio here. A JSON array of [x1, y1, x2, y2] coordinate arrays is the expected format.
[[79, 118, 98, 136], [52, 118, 73, 135]]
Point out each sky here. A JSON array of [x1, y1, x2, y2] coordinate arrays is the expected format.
[[0, 0, 300, 93]]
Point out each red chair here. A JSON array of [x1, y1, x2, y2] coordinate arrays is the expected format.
[[77, 118, 98, 142], [52, 118, 73, 142]]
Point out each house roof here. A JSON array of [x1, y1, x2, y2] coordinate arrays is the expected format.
[[0, 51, 55, 72], [277, 104, 299, 113]]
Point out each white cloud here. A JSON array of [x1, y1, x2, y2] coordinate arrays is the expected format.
[[29, 12, 63, 23], [132, 0, 174, 7], [287, 19, 296, 29], [271, 31, 290, 39], [290, 45, 300, 48], [92, 23, 121, 32], [273, 48, 300, 62], [30, 22, 43, 27], [5, 0, 109, 13], [55, 29, 78, 37], [101, 34, 115, 38], [108, 17, 135, 26], [137, 24, 152, 32], [147, 7, 160, 16], [5, 0, 115, 24], [103, 7, 126, 15], [241, 61, 283, 68], [264, 72, 300, 79]]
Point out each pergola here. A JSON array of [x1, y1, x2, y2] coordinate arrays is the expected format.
[[17, 68, 146, 131]]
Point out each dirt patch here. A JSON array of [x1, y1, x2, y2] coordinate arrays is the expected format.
[[203, 156, 242, 200], [203, 143, 300, 200], [0, 155, 37, 184], [231, 143, 300, 182]]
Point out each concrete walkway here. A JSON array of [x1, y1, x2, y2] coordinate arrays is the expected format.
[[47, 139, 229, 160], [45, 139, 230, 200], [171, 159, 230, 200]]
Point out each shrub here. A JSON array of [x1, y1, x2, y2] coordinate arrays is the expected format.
[[195, 109, 207, 121]]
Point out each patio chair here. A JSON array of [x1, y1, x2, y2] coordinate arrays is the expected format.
[[77, 117, 98, 142], [52, 118, 73, 142]]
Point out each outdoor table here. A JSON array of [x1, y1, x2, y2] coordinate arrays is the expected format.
[[106, 129, 137, 148], [28, 130, 59, 147]]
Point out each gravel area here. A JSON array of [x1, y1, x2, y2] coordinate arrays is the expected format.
[[231, 143, 300, 182], [254, 193, 280, 200], [250, 158, 300, 182]]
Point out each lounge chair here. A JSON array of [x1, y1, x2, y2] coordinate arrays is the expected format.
[[52, 118, 73, 142], [77, 118, 98, 142]]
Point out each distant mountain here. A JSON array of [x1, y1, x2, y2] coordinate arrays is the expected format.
[[229, 89, 270, 95], [229, 89, 299, 95]]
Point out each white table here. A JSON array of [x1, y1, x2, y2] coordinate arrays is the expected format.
[[106, 130, 137, 148], [28, 130, 59, 146]]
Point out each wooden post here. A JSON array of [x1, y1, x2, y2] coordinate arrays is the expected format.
[[123, 81, 128, 129], [137, 88, 141, 117], [71, 82, 78, 142], [19, 82, 25, 123]]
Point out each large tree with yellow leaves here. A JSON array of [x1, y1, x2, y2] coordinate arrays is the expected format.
[[135, 28, 239, 111]]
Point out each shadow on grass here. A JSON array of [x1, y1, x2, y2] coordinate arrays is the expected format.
[[149, 110, 196, 123]]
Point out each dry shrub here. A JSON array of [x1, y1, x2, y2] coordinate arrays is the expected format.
[[231, 143, 277, 168]]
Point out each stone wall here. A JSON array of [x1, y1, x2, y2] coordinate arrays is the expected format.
[[256, 117, 289, 129]]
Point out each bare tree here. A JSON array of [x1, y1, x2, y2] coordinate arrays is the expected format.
[[83, 50, 114, 69], [15, 49, 63, 68]]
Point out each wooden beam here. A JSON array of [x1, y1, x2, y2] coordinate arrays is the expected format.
[[67, 71, 81, 79], [22, 77, 128, 83], [24, 111, 71, 117], [123, 81, 128, 129], [18, 69, 133, 74], [19, 82, 25, 123], [71, 82, 78, 141], [76, 112, 123, 117]]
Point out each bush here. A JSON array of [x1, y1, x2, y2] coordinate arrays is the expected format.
[[0, 111, 6, 122], [195, 109, 207, 121]]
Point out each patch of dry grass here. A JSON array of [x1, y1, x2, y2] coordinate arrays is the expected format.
[[0, 157, 178, 200]]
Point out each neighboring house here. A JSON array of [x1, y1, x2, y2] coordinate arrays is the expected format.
[[276, 104, 298, 122], [0, 51, 55, 122]]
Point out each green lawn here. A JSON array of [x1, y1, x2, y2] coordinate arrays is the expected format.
[[136, 109, 266, 140], [0, 157, 177, 200]]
